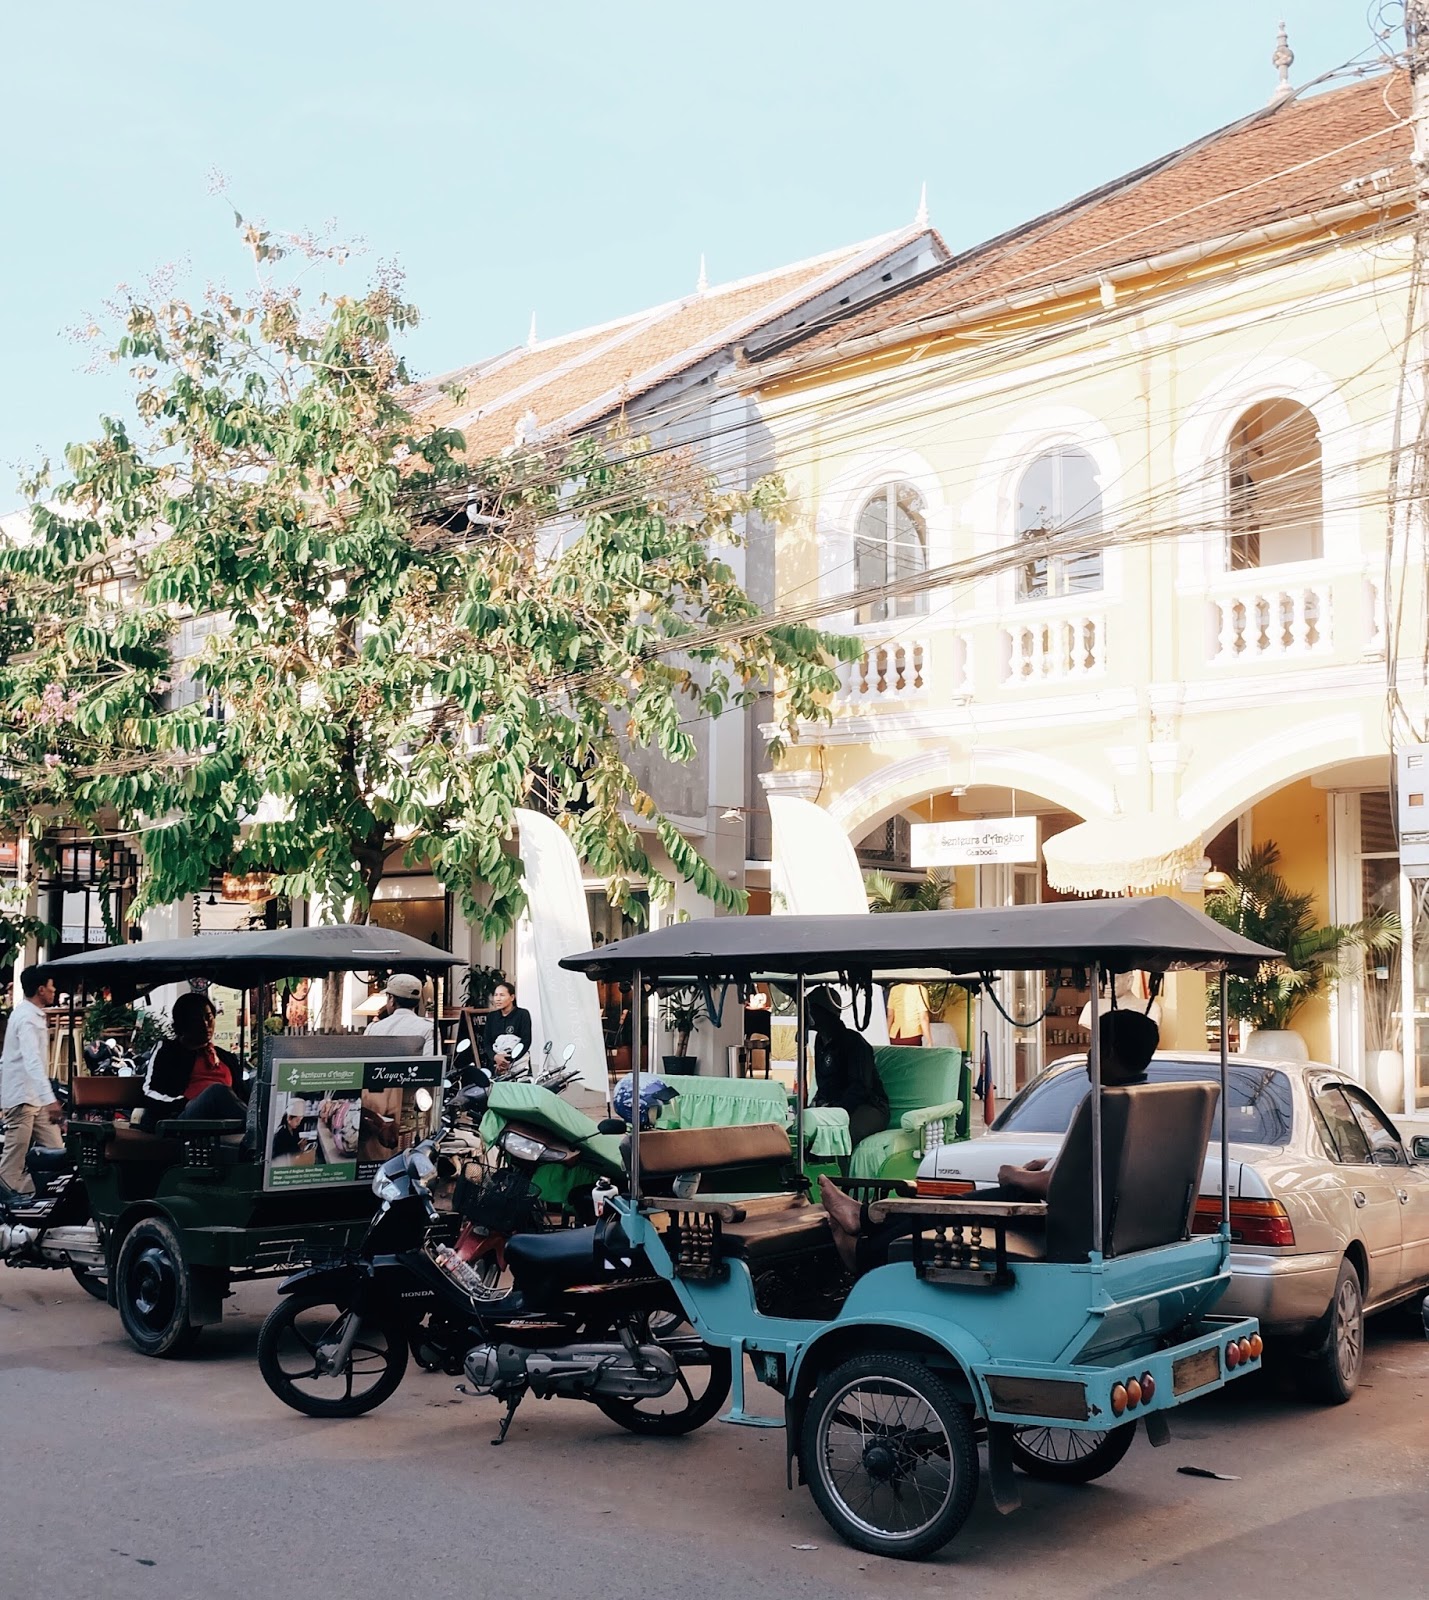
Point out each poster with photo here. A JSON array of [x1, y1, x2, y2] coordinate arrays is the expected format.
[[265, 1054, 443, 1190]]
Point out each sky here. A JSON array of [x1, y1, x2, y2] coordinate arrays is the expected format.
[[0, 0, 1397, 501]]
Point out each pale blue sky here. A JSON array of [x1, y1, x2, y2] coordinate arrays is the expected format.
[[0, 1, 1390, 495]]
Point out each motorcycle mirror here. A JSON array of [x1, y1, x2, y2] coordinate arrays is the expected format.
[[561, 1044, 575, 1064], [455, 1039, 471, 1055], [414, 1087, 434, 1113]]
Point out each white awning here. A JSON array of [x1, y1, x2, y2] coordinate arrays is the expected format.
[[1042, 815, 1203, 898]]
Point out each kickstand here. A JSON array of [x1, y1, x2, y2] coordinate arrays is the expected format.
[[491, 1391, 523, 1446]]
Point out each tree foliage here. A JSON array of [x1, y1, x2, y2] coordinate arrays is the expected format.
[[0, 220, 857, 938]]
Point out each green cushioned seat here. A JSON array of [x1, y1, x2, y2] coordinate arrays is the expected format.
[[846, 1046, 965, 1179], [654, 1074, 790, 1130]]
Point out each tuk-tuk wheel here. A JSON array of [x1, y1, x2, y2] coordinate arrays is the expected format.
[[1009, 1421, 1137, 1484], [115, 1218, 202, 1358], [801, 1352, 978, 1560]]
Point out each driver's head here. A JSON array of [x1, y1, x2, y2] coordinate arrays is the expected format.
[[384, 973, 422, 1012], [805, 987, 844, 1032], [1096, 1009, 1159, 1086], [173, 992, 217, 1046]]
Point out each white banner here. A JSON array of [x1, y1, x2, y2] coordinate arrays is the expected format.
[[910, 816, 1038, 867]]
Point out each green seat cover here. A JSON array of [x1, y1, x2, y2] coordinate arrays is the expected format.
[[654, 1074, 790, 1130], [480, 1081, 602, 1148], [847, 1046, 965, 1179]]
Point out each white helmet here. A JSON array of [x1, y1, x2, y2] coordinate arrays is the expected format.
[[493, 1033, 528, 1063]]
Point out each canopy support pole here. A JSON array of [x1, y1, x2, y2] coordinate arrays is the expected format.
[[629, 965, 643, 1203], [794, 975, 807, 1171], [1219, 971, 1231, 1238], [1089, 961, 1103, 1257]]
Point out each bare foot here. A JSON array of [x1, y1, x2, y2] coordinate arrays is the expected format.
[[818, 1175, 861, 1236]]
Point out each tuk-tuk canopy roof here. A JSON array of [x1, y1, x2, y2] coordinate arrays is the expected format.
[[560, 897, 1278, 983], [38, 925, 463, 996]]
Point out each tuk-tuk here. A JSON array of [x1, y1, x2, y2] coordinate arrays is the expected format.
[[561, 897, 1274, 1560], [16, 927, 459, 1357]]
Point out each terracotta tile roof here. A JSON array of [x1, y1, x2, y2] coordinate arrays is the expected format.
[[412, 231, 931, 457], [756, 71, 1412, 367]]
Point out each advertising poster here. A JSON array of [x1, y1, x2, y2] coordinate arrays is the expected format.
[[265, 1054, 442, 1190]]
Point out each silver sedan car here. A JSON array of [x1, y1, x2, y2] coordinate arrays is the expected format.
[[916, 1052, 1429, 1403]]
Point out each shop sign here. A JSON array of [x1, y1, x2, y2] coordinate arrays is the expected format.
[[910, 817, 1039, 867]]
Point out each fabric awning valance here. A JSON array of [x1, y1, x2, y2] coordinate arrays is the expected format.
[[1042, 815, 1204, 898]]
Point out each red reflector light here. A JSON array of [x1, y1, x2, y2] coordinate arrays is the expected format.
[[1192, 1197, 1296, 1247], [915, 1179, 977, 1197], [1140, 1372, 1156, 1402], [1225, 1341, 1241, 1369]]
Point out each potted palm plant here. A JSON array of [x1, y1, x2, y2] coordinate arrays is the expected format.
[[1205, 841, 1399, 1060], [661, 987, 703, 1074]]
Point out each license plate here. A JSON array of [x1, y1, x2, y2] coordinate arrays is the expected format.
[[1172, 1347, 1221, 1395]]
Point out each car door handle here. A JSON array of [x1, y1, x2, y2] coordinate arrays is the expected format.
[[1352, 1191, 1367, 1208], [1398, 1190, 1410, 1204]]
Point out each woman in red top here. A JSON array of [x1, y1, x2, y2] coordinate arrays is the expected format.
[[138, 992, 248, 1130]]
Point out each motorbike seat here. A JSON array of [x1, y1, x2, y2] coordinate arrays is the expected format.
[[26, 1146, 73, 1177], [504, 1226, 601, 1286]]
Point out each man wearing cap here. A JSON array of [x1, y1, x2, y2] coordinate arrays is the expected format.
[[363, 974, 431, 1038]]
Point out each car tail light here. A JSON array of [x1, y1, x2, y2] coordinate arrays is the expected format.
[[1192, 1196, 1295, 1247], [915, 1179, 977, 1198]]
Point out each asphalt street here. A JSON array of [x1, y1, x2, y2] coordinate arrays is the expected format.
[[1, 1269, 1425, 1600]]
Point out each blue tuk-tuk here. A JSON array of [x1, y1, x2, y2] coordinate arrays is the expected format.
[[561, 897, 1273, 1560]]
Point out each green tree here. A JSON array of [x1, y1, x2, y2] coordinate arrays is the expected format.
[[0, 218, 856, 960]]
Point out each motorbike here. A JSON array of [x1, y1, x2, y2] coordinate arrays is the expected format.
[[0, 1090, 108, 1299], [257, 1141, 731, 1441]]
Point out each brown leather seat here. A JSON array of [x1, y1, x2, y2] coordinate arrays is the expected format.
[[626, 1122, 792, 1178], [718, 1193, 833, 1262], [102, 1128, 184, 1165], [70, 1076, 148, 1112]]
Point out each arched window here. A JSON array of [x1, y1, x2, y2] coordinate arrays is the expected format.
[[1227, 399, 1322, 568], [1016, 447, 1103, 600], [854, 482, 926, 625]]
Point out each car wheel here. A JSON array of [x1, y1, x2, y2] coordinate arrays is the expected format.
[[1296, 1256, 1363, 1405], [115, 1218, 202, 1358]]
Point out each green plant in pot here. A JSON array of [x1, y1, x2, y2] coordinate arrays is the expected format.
[[661, 987, 703, 1074], [1205, 841, 1400, 1060], [464, 964, 507, 1008]]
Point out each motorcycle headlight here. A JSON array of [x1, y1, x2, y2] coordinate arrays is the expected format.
[[501, 1130, 548, 1162]]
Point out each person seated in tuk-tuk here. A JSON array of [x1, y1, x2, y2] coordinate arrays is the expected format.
[[135, 992, 249, 1132], [819, 1008, 1158, 1273], [806, 986, 889, 1145]]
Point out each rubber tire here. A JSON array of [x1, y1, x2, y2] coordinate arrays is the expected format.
[[594, 1343, 733, 1437], [1296, 1256, 1364, 1405], [69, 1263, 108, 1301], [1010, 1421, 1137, 1483], [801, 1352, 979, 1560], [115, 1218, 202, 1358], [257, 1295, 409, 1418]]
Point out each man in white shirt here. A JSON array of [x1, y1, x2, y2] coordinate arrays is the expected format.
[[1, 966, 63, 1196], [363, 973, 431, 1039]]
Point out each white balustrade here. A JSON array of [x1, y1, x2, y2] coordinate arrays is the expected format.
[[1207, 580, 1331, 662], [836, 637, 932, 708], [1001, 613, 1104, 684]]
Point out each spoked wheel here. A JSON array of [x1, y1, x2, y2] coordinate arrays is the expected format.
[[1009, 1421, 1136, 1483], [115, 1218, 201, 1358], [802, 1353, 978, 1560], [594, 1320, 733, 1437], [257, 1295, 408, 1417], [69, 1263, 108, 1301]]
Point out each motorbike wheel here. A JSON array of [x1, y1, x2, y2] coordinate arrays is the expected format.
[[801, 1352, 978, 1560], [1009, 1421, 1136, 1483], [257, 1295, 408, 1418], [69, 1263, 108, 1301], [115, 1218, 202, 1358], [594, 1326, 733, 1437]]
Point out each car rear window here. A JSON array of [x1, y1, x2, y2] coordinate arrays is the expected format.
[[992, 1059, 1294, 1146]]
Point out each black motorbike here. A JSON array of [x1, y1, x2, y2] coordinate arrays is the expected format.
[[0, 1082, 108, 1299], [256, 1142, 731, 1441]]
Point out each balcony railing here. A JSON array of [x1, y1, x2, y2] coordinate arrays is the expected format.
[[1206, 578, 1331, 663], [1001, 611, 1104, 684], [837, 638, 930, 707]]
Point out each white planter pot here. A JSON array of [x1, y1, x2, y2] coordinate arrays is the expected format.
[[929, 1022, 957, 1049], [1240, 1028, 1309, 1063], [1365, 1049, 1404, 1114]]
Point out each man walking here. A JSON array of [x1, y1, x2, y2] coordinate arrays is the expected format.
[[0, 966, 64, 1196]]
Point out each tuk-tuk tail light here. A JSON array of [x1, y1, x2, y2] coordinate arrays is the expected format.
[[1110, 1382, 1129, 1416], [1140, 1372, 1156, 1402]]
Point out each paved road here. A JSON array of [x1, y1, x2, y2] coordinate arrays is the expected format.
[[1, 1271, 1425, 1600]]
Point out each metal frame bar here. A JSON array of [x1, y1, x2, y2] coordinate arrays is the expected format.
[[794, 974, 807, 1161], [1089, 961, 1103, 1256], [1219, 970, 1231, 1236], [629, 964, 643, 1201]]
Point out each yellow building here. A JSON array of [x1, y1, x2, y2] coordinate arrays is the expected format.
[[745, 71, 1428, 1110]]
